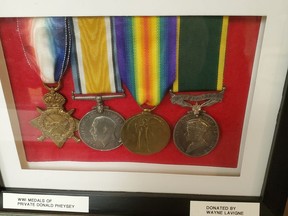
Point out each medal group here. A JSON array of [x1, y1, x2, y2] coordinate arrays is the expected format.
[[18, 16, 229, 157]]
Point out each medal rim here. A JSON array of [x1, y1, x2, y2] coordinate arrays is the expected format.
[[121, 112, 171, 155], [78, 108, 125, 151], [173, 112, 219, 157]]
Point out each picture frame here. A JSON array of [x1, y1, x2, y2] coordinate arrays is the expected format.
[[0, 0, 287, 215]]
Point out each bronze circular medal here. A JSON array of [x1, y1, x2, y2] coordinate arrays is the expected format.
[[121, 111, 170, 155], [79, 109, 125, 151], [173, 112, 219, 157]]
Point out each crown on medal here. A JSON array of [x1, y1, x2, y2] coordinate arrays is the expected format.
[[43, 91, 65, 107]]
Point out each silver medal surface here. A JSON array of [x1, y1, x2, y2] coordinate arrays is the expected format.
[[79, 109, 124, 151], [173, 112, 219, 157]]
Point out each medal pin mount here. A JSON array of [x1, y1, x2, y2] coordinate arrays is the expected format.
[[72, 92, 126, 151], [170, 88, 225, 157], [72, 92, 126, 113]]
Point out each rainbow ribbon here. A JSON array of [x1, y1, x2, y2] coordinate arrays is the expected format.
[[70, 17, 122, 94], [173, 16, 229, 92], [17, 17, 71, 83], [113, 16, 177, 106]]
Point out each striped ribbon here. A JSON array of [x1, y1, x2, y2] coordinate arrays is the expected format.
[[113, 16, 177, 107], [173, 16, 229, 92], [17, 17, 71, 83], [70, 17, 122, 94]]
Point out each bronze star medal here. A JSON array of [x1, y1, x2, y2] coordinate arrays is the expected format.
[[31, 85, 80, 148]]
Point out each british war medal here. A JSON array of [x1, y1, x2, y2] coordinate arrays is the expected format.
[[70, 17, 125, 151]]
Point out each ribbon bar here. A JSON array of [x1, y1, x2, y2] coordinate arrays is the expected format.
[[170, 88, 225, 109], [72, 91, 125, 101]]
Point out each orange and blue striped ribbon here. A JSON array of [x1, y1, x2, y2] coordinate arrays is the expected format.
[[17, 17, 71, 83], [173, 16, 229, 92], [70, 17, 122, 94], [113, 16, 177, 106]]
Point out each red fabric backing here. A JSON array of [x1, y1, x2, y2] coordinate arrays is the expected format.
[[0, 17, 261, 167]]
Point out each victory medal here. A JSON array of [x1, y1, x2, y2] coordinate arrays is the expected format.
[[113, 17, 177, 155], [121, 109, 170, 155]]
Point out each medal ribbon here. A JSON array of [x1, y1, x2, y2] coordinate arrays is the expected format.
[[113, 16, 177, 106], [17, 17, 71, 83], [173, 16, 229, 92], [70, 17, 122, 94]]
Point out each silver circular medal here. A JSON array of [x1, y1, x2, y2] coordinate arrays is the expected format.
[[173, 112, 219, 157], [79, 109, 124, 151]]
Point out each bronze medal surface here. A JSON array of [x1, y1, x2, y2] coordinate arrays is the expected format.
[[31, 91, 79, 148], [121, 112, 170, 155], [173, 112, 219, 157], [79, 109, 124, 151]]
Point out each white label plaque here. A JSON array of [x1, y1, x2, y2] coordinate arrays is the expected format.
[[190, 201, 260, 216], [3, 193, 89, 213]]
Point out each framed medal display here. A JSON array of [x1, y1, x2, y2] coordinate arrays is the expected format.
[[0, 0, 288, 215]]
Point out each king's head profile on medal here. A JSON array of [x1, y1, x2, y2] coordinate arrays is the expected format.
[[184, 119, 209, 154], [89, 116, 117, 149]]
